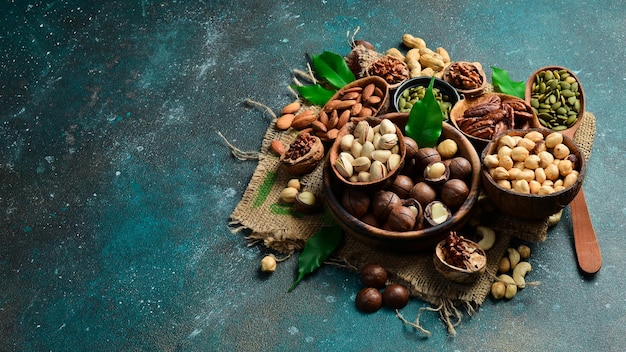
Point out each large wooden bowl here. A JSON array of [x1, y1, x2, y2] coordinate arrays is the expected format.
[[480, 128, 586, 220], [323, 114, 481, 252], [450, 93, 541, 152], [525, 66, 585, 139]]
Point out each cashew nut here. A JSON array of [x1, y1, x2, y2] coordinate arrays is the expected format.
[[548, 209, 563, 227], [476, 226, 496, 250], [512, 261, 532, 288], [507, 247, 521, 269], [498, 274, 517, 299]]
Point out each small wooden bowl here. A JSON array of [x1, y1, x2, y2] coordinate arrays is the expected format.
[[433, 237, 487, 284], [323, 114, 481, 252], [449, 93, 541, 151], [480, 128, 586, 220], [328, 119, 406, 191], [525, 66, 585, 139], [442, 61, 487, 97], [366, 55, 409, 90], [319, 76, 390, 143]]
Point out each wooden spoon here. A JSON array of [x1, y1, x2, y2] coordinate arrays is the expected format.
[[562, 122, 602, 275]]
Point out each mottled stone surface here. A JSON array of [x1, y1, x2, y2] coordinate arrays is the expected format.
[[1, 1, 624, 350]]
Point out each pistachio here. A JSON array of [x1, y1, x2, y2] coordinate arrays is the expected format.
[[370, 160, 388, 181], [352, 156, 372, 173], [336, 154, 354, 179]]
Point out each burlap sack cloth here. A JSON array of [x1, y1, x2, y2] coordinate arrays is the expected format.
[[229, 99, 596, 335]]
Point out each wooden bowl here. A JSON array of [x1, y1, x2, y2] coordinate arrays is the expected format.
[[328, 119, 406, 191], [433, 236, 487, 284], [366, 55, 409, 90], [323, 114, 481, 252], [319, 76, 390, 142], [442, 61, 487, 97], [449, 93, 541, 152], [480, 128, 586, 220], [525, 66, 585, 139]]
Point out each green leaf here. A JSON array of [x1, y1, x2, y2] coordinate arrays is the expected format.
[[491, 66, 526, 98], [291, 84, 336, 105], [404, 77, 444, 148], [311, 51, 355, 89], [288, 225, 343, 292]]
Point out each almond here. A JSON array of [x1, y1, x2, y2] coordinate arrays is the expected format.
[[270, 140, 285, 155], [361, 83, 376, 101], [311, 120, 328, 133], [281, 101, 301, 115], [290, 110, 317, 130], [337, 109, 351, 129], [276, 114, 295, 130]]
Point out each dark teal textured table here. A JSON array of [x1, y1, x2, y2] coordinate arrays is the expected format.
[[1, 1, 624, 351]]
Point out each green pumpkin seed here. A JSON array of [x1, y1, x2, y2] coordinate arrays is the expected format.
[[566, 116, 578, 126]]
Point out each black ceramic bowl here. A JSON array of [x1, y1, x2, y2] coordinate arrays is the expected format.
[[393, 76, 461, 120]]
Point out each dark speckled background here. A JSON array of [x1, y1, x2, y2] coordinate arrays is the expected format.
[[1, 1, 625, 351]]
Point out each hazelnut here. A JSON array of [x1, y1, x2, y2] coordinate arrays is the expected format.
[[355, 287, 383, 313], [260, 255, 277, 273], [360, 263, 388, 288], [545, 132, 563, 148], [409, 182, 437, 208], [382, 284, 410, 309], [448, 157, 472, 180], [372, 191, 401, 220], [440, 179, 469, 209], [437, 139, 458, 159], [342, 189, 370, 217], [389, 175, 414, 199], [280, 187, 299, 203], [553, 144, 570, 159]]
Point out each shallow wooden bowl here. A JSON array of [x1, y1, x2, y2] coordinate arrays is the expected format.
[[442, 61, 487, 98], [525, 66, 585, 139], [328, 119, 406, 191], [318, 76, 390, 143], [323, 114, 481, 252], [449, 93, 541, 152], [433, 237, 486, 284], [480, 128, 586, 220]]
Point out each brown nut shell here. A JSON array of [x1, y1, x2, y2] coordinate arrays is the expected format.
[[382, 284, 410, 309], [355, 287, 383, 313], [280, 134, 325, 176]]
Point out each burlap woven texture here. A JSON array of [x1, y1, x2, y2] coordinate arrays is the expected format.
[[229, 104, 595, 330]]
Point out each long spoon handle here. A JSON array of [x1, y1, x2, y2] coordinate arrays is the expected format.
[[570, 188, 602, 274]]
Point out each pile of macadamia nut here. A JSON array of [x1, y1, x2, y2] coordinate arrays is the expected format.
[[341, 134, 473, 232], [483, 130, 580, 194]]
